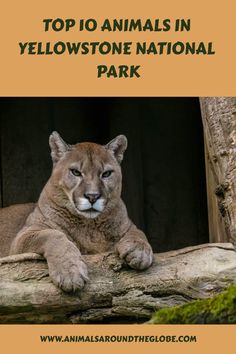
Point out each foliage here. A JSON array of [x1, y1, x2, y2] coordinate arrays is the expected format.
[[150, 286, 236, 324]]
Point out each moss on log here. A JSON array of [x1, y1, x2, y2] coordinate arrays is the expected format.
[[150, 285, 236, 324]]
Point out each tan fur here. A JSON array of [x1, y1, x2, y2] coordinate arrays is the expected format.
[[0, 203, 35, 257], [1, 132, 153, 292]]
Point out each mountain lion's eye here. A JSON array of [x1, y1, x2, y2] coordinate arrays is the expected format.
[[70, 169, 82, 177], [102, 170, 113, 178]]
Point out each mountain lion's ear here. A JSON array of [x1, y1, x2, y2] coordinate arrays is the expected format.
[[105, 135, 128, 163], [49, 131, 70, 164]]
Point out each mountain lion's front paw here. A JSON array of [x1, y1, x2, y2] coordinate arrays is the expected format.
[[116, 239, 153, 270], [48, 254, 89, 292]]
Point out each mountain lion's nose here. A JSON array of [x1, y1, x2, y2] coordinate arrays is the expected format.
[[84, 193, 101, 204]]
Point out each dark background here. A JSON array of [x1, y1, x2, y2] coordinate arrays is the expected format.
[[0, 97, 209, 252]]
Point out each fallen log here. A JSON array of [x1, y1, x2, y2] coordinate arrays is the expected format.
[[0, 243, 236, 324]]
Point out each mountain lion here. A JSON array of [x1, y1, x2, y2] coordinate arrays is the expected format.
[[1, 132, 153, 292]]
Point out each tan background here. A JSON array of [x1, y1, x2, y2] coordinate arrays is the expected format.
[[0, 0, 235, 96], [0, 1, 236, 353], [0, 325, 235, 354]]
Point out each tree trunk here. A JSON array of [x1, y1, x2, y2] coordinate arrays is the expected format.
[[200, 97, 236, 246], [0, 243, 235, 324]]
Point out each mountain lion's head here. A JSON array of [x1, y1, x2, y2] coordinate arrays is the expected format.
[[49, 132, 127, 219]]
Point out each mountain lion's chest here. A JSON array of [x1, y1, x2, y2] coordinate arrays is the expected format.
[[66, 223, 117, 254]]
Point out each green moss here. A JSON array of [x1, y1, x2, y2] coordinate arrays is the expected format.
[[150, 286, 236, 324]]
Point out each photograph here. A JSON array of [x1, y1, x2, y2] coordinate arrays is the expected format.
[[0, 97, 235, 325]]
